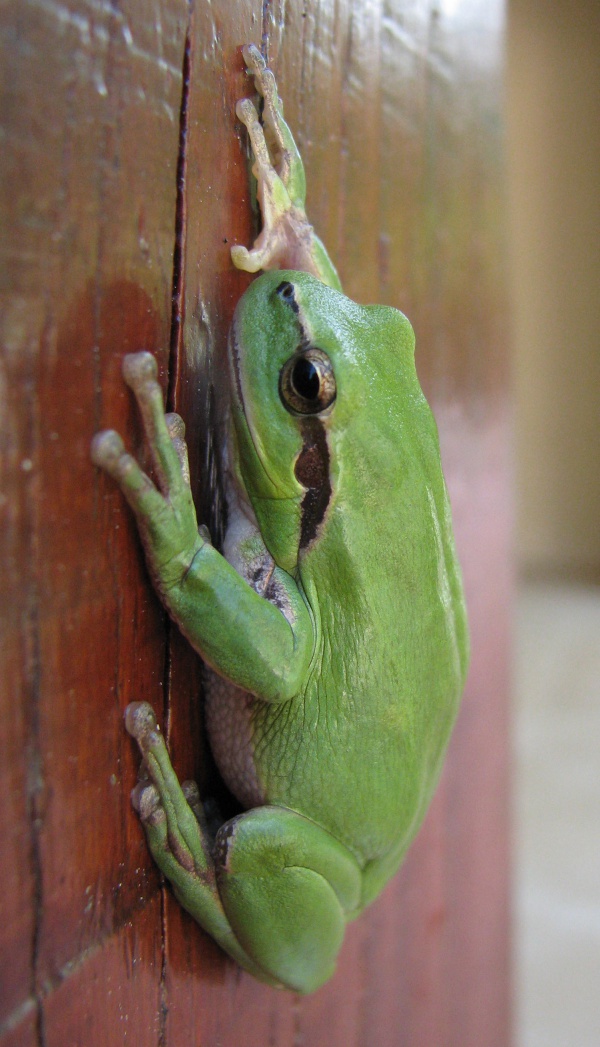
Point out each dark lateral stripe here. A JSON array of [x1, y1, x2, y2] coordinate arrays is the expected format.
[[295, 418, 332, 548], [228, 325, 245, 406], [276, 280, 312, 349]]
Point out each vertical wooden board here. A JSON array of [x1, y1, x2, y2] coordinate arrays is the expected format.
[[0, 0, 187, 1032], [0, 6, 48, 1023], [33, 0, 188, 981], [42, 897, 163, 1047], [0, 327, 37, 1027], [413, 5, 511, 1043], [354, 804, 450, 1045], [167, 939, 299, 1047], [0, 1012, 38, 1047]]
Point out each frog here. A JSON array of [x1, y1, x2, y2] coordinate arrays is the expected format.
[[91, 45, 468, 994]]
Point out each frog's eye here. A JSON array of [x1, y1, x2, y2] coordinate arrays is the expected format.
[[279, 348, 337, 415]]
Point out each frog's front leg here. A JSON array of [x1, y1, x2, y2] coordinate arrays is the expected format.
[[126, 702, 362, 994], [231, 44, 341, 291], [91, 352, 314, 700]]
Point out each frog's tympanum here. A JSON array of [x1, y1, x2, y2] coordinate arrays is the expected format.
[[91, 46, 468, 993]]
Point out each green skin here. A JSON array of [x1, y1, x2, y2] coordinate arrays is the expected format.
[[91, 46, 468, 993]]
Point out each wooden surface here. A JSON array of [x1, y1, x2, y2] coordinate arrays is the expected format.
[[1, 1, 511, 1044]]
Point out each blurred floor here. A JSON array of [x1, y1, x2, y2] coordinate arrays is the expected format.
[[515, 581, 600, 1047]]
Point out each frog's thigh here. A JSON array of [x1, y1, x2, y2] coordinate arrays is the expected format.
[[215, 806, 362, 994]]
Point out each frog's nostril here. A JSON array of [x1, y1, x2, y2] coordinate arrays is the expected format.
[[276, 280, 297, 307]]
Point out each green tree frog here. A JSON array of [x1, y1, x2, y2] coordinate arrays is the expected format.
[[91, 45, 468, 993]]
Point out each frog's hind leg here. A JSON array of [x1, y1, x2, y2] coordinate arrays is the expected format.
[[125, 703, 357, 991], [213, 805, 362, 993], [231, 45, 341, 290], [124, 702, 279, 986], [239, 43, 306, 211]]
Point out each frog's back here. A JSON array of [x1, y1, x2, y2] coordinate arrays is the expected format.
[[251, 366, 468, 862]]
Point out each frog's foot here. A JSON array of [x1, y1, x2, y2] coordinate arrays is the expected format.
[[124, 702, 279, 984], [241, 44, 304, 199], [91, 354, 186, 507], [231, 43, 306, 275], [231, 45, 341, 290], [91, 353, 203, 592], [126, 702, 210, 877], [125, 703, 362, 993]]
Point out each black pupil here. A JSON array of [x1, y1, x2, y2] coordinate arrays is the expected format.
[[292, 358, 320, 401]]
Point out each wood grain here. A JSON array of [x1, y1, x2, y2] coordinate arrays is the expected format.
[[1, 0, 511, 1043]]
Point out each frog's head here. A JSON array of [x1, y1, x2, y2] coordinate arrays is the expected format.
[[229, 269, 418, 573]]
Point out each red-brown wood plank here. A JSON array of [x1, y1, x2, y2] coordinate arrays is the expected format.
[[43, 897, 163, 1047], [1, 0, 187, 1041]]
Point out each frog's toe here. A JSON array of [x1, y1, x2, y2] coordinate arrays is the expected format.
[[125, 702, 207, 869], [130, 776, 201, 883], [122, 351, 158, 389], [236, 96, 258, 127], [125, 700, 158, 743], [165, 412, 190, 484], [181, 779, 200, 805], [230, 243, 262, 272], [164, 413, 185, 440], [92, 430, 166, 521], [125, 702, 167, 780], [181, 779, 211, 831], [131, 780, 165, 827], [242, 43, 266, 78], [236, 98, 279, 188], [90, 429, 125, 468], [241, 46, 279, 114]]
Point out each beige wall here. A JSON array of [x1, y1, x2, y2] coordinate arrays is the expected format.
[[507, 0, 600, 577]]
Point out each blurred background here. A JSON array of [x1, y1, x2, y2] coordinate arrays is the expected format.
[[506, 0, 600, 1044]]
